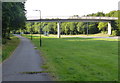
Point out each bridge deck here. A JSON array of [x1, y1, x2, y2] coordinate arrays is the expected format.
[[27, 17, 118, 22]]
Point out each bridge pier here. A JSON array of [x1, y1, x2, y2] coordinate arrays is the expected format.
[[108, 22, 112, 35], [57, 22, 61, 38]]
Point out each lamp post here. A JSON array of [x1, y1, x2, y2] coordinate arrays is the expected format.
[[33, 10, 42, 47], [87, 22, 89, 35], [31, 24, 33, 40]]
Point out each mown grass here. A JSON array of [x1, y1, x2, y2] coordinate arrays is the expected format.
[[2, 35, 20, 62], [24, 34, 118, 81]]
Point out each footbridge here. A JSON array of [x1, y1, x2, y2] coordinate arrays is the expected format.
[[27, 16, 118, 38]]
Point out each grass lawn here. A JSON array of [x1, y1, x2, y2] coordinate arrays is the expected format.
[[2, 35, 20, 62], [24, 34, 118, 81]]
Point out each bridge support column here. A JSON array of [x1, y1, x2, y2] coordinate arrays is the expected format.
[[87, 22, 89, 35], [108, 22, 112, 35], [57, 22, 61, 38]]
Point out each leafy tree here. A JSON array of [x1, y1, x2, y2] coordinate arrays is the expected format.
[[106, 11, 118, 17], [42, 23, 50, 33], [65, 23, 70, 35], [77, 22, 84, 34], [2, 2, 26, 39], [61, 22, 66, 34], [52, 22, 57, 34], [98, 22, 108, 31], [25, 22, 31, 33], [69, 22, 75, 34], [88, 22, 99, 34], [32, 22, 40, 33], [87, 12, 105, 17]]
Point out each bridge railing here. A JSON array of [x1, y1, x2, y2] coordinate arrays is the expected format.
[[74, 17, 118, 20], [27, 16, 118, 20]]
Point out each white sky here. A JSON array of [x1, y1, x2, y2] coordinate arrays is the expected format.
[[25, 0, 119, 19]]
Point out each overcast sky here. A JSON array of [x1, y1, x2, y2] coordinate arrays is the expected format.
[[25, 0, 119, 19]]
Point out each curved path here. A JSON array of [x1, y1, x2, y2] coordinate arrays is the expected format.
[[3, 35, 51, 81]]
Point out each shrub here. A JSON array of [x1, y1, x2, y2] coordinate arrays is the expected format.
[[117, 30, 120, 36], [112, 30, 118, 36], [101, 31, 107, 34]]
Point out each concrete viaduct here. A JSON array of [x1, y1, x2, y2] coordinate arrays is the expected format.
[[27, 17, 118, 38]]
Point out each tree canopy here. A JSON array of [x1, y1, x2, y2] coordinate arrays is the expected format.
[[2, 2, 26, 39]]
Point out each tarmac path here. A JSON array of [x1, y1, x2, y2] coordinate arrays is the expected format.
[[2, 35, 51, 81]]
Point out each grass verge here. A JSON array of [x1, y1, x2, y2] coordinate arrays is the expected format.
[[2, 35, 20, 62], [23, 34, 118, 81]]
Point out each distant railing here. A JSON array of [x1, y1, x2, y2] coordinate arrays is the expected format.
[[69, 16, 118, 20], [27, 16, 118, 20]]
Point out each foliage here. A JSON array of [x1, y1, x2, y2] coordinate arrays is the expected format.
[[88, 22, 99, 34], [98, 22, 108, 31], [2, 2, 26, 40], [69, 22, 75, 34], [112, 30, 118, 36], [101, 31, 108, 34], [77, 22, 84, 34], [64, 23, 70, 35]]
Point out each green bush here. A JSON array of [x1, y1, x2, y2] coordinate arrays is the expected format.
[[117, 30, 120, 36], [101, 31, 107, 34], [112, 30, 118, 36]]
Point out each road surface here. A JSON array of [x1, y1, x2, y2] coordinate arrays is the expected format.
[[2, 35, 52, 81]]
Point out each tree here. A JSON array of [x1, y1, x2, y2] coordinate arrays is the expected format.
[[69, 22, 75, 35], [61, 22, 66, 34], [52, 23, 57, 34], [2, 2, 26, 39], [25, 22, 31, 33], [98, 22, 108, 31], [32, 22, 40, 33], [64, 23, 70, 35], [88, 22, 99, 34], [77, 22, 84, 34], [42, 23, 50, 34]]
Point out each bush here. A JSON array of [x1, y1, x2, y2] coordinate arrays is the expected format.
[[117, 30, 120, 36], [101, 31, 107, 34], [112, 30, 118, 36]]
